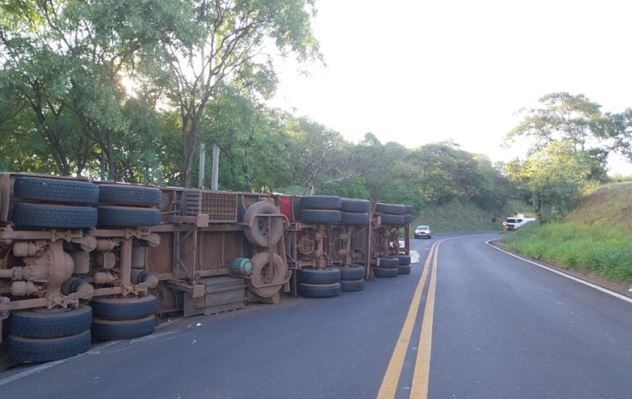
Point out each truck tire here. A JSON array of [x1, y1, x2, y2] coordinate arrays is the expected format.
[[341, 198, 370, 213], [379, 258, 400, 269], [91, 295, 156, 320], [13, 177, 99, 205], [298, 282, 341, 298], [298, 267, 341, 284], [398, 255, 411, 266], [404, 205, 416, 214], [398, 265, 411, 275], [248, 252, 288, 298], [339, 265, 365, 280], [373, 267, 398, 278], [298, 209, 342, 224], [375, 213, 406, 225], [404, 215, 414, 224], [6, 330, 91, 363], [375, 203, 406, 215], [340, 278, 365, 292], [97, 206, 160, 227], [8, 305, 92, 339], [243, 201, 284, 247], [98, 184, 162, 207], [341, 212, 369, 225], [91, 315, 155, 341], [299, 196, 342, 210], [12, 202, 97, 229]]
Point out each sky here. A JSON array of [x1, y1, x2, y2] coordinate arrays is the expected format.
[[268, 0, 632, 174]]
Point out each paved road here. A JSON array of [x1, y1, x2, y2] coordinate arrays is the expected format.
[[2, 233, 632, 399]]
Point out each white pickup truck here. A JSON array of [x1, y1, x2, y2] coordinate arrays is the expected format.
[[502, 213, 536, 231]]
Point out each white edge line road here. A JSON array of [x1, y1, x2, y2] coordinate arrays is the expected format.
[[485, 239, 632, 305]]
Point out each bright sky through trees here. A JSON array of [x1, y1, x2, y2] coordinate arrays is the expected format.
[[269, 0, 632, 174]]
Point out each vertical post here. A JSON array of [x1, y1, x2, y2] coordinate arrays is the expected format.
[[198, 143, 206, 189], [121, 239, 132, 290], [211, 145, 219, 191]]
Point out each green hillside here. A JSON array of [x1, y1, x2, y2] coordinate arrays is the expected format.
[[502, 183, 632, 282], [416, 199, 528, 233]]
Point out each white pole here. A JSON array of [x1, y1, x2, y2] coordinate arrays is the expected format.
[[211, 145, 219, 190], [198, 143, 205, 188]]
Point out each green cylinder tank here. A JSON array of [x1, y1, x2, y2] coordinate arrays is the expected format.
[[231, 257, 254, 276]]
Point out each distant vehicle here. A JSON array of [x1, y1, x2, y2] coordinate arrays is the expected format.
[[414, 225, 432, 239], [502, 213, 536, 231]]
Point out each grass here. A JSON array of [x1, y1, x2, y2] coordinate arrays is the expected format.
[[415, 199, 528, 233], [502, 183, 632, 283]]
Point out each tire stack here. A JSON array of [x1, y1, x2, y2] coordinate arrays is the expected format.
[[398, 255, 411, 275], [11, 176, 99, 230], [339, 265, 366, 292], [340, 198, 370, 225], [296, 196, 342, 224], [373, 257, 399, 278], [96, 184, 162, 228], [297, 268, 341, 298], [91, 295, 157, 341], [5, 305, 93, 363], [374, 203, 406, 225]]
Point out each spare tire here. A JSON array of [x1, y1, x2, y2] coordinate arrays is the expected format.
[[12, 202, 97, 229], [375, 203, 406, 215], [13, 177, 99, 205], [298, 209, 342, 224], [341, 212, 369, 225], [299, 196, 342, 210], [98, 184, 162, 207], [248, 252, 287, 298], [243, 201, 284, 247], [341, 198, 370, 213], [298, 267, 341, 284]]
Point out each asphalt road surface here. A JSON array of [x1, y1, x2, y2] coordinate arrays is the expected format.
[[2, 233, 632, 399]]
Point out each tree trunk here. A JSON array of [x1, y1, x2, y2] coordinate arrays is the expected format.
[[180, 124, 198, 188]]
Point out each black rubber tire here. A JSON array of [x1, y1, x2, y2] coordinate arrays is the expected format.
[[398, 265, 411, 275], [341, 212, 369, 225], [6, 330, 91, 363], [243, 201, 284, 247], [379, 258, 400, 269], [8, 305, 92, 339], [341, 198, 370, 213], [97, 206, 160, 227], [339, 265, 365, 280], [91, 315, 155, 341], [13, 177, 99, 205], [98, 184, 162, 207], [375, 203, 406, 215], [341, 279, 365, 292], [398, 255, 411, 266], [298, 282, 341, 298], [404, 205, 416, 214], [373, 266, 399, 278], [298, 209, 342, 224], [91, 295, 156, 320], [299, 196, 342, 210], [404, 215, 414, 224], [298, 268, 341, 284], [12, 202, 97, 229], [376, 213, 406, 225]]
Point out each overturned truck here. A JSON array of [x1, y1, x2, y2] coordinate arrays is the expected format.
[[0, 173, 415, 366]]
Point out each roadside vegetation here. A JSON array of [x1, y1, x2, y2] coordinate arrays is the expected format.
[[502, 183, 632, 282]]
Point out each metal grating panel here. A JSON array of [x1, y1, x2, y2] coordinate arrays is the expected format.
[[182, 191, 237, 223]]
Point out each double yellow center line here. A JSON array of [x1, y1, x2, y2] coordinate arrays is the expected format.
[[377, 240, 442, 399]]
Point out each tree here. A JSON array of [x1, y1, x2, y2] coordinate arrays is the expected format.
[[153, 0, 320, 187]]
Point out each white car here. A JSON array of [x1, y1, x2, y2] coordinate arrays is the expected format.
[[414, 225, 431, 239], [502, 214, 536, 231]]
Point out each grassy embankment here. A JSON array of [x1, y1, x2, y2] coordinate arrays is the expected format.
[[415, 199, 527, 233], [502, 182, 632, 282]]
